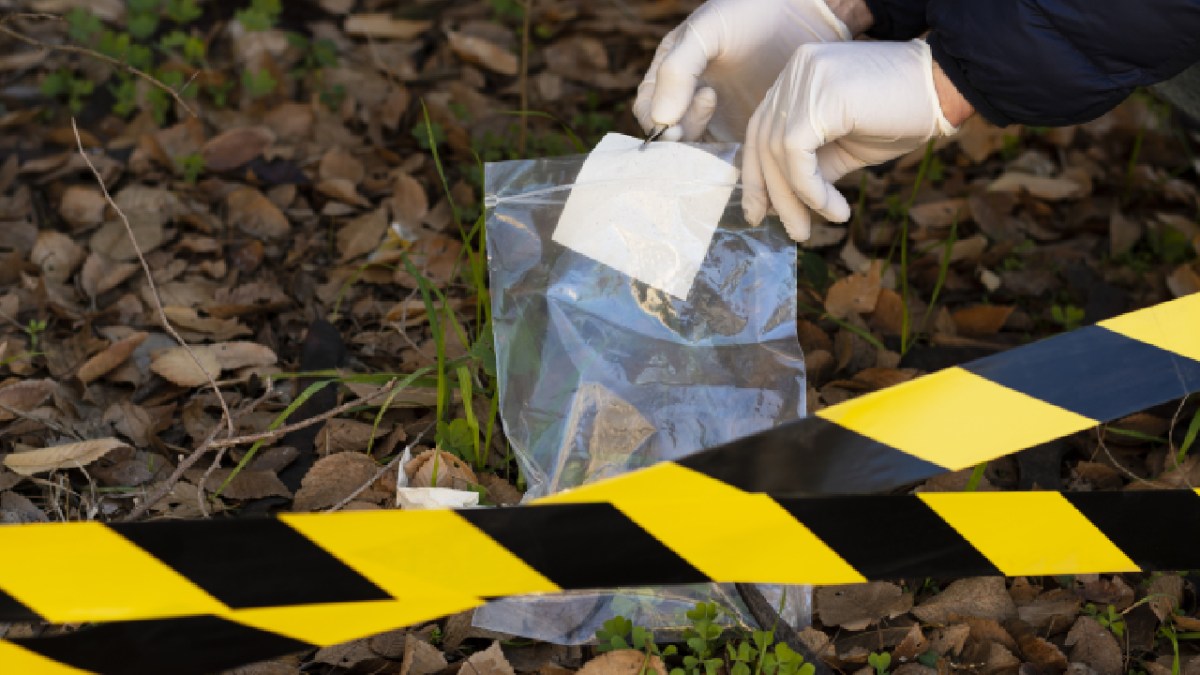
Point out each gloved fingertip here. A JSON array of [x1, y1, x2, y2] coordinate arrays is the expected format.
[[825, 191, 853, 223], [782, 217, 811, 243], [661, 125, 684, 142], [742, 195, 765, 226]]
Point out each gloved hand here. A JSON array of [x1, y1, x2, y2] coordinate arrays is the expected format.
[[743, 39, 958, 242], [633, 0, 853, 143]]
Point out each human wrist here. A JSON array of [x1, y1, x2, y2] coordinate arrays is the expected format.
[[823, 0, 874, 35], [931, 58, 974, 128]]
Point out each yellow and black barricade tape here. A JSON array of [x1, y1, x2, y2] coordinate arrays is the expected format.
[[1, 293, 1198, 674]]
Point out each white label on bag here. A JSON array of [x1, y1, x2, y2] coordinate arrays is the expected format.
[[551, 133, 739, 299]]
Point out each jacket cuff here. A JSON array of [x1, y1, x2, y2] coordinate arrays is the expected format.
[[928, 31, 1014, 127]]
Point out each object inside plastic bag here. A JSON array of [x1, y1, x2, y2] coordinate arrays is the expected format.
[[474, 133, 809, 644]]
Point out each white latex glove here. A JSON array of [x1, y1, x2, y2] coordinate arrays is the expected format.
[[743, 39, 958, 242], [633, 0, 852, 143]]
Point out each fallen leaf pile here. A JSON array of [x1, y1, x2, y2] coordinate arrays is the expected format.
[[1, 0, 1199, 672]]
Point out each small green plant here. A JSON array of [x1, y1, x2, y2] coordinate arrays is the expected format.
[[868, 651, 892, 675], [23, 318, 47, 353], [1176, 401, 1200, 463], [235, 0, 281, 31], [41, 69, 94, 114], [1084, 603, 1126, 639], [241, 68, 278, 100], [177, 152, 206, 184], [677, 603, 724, 675], [1051, 303, 1086, 331], [596, 602, 814, 675]]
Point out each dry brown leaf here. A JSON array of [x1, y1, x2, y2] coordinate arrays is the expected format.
[[227, 187, 290, 239], [954, 117, 1015, 163], [344, 13, 431, 39], [80, 253, 140, 299], [913, 578, 1016, 624], [293, 452, 385, 511], [910, 198, 969, 229], [825, 261, 882, 319], [319, 147, 364, 184], [163, 306, 252, 341], [0, 379, 56, 421], [150, 346, 222, 387], [1, 491, 47, 523], [1007, 618, 1069, 670], [399, 634, 447, 675], [406, 449, 477, 490], [1167, 263, 1200, 298], [338, 208, 388, 262], [197, 468, 291, 500], [817, 582, 913, 630], [31, 230, 86, 283], [3, 438, 129, 476], [447, 31, 518, 76], [1148, 574, 1184, 623], [1109, 211, 1143, 257], [929, 624, 971, 657], [460, 641, 516, 675], [1065, 616, 1123, 675], [59, 185, 107, 228], [389, 172, 428, 230], [577, 650, 666, 675], [78, 331, 147, 384], [202, 126, 274, 172], [951, 305, 1014, 337], [265, 102, 315, 141], [1017, 589, 1081, 633], [317, 178, 370, 207], [988, 172, 1085, 200], [479, 473, 523, 506]]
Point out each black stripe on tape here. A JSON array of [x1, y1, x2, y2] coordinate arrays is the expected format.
[[460, 503, 709, 589], [111, 519, 389, 608], [679, 416, 947, 495], [963, 326, 1200, 422], [1064, 490, 1200, 571], [11, 615, 310, 675], [778, 495, 1002, 579], [0, 587, 39, 622]]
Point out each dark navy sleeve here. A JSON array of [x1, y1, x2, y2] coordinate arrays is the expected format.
[[927, 0, 1200, 127], [861, 0, 929, 40]]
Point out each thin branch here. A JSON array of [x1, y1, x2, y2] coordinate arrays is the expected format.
[[122, 421, 225, 522], [71, 118, 233, 434], [1, 18, 197, 118], [206, 379, 401, 450]]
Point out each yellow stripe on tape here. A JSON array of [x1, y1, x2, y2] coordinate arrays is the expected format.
[[546, 463, 866, 585], [919, 492, 1139, 576], [228, 598, 480, 647], [281, 510, 559, 599], [1099, 292, 1200, 363], [0, 522, 225, 624], [817, 367, 1098, 471], [0, 640, 90, 674]]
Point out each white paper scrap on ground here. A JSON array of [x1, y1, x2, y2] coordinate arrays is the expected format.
[[396, 486, 480, 509], [552, 132, 739, 299]]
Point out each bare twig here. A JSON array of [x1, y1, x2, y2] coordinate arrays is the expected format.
[[206, 380, 402, 450], [1, 18, 197, 117], [71, 119, 233, 434], [195, 381, 279, 517], [123, 423, 225, 521]]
